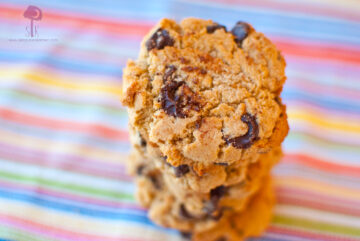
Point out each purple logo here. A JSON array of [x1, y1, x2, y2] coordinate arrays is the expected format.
[[23, 5, 42, 38]]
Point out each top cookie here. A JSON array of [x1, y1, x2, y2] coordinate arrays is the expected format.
[[121, 18, 288, 175]]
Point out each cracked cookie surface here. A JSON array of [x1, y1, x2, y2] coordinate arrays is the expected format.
[[121, 18, 288, 175]]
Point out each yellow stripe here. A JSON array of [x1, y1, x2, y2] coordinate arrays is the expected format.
[[288, 109, 360, 134], [274, 176, 360, 200], [0, 70, 121, 95], [0, 129, 127, 165]]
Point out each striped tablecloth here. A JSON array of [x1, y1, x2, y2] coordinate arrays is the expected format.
[[1, 0, 359, 240]]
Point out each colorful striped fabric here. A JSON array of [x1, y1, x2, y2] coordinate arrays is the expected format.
[[0, 0, 359, 240]]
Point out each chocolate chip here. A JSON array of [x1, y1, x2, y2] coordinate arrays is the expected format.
[[179, 204, 193, 219], [174, 165, 190, 177], [181, 66, 207, 75], [180, 232, 192, 239], [204, 186, 228, 215], [214, 162, 229, 166], [136, 165, 145, 175], [211, 185, 227, 201], [160, 81, 201, 118], [207, 23, 227, 33], [139, 134, 147, 147], [163, 65, 177, 83], [215, 237, 227, 241], [223, 113, 259, 149], [195, 119, 202, 129], [149, 174, 161, 189], [231, 21, 251, 47], [146, 28, 174, 51]]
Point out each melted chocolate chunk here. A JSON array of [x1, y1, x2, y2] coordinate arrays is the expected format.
[[146, 28, 174, 51], [215, 237, 227, 241], [163, 65, 177, 83], [136, 165, 145, 175], [231, 21, 251, 47], [179, 204, 193, 219], [207, 23, 227, 33], [160, 80, 201, 118], [214, 162, 229, 166], [204, 186, 228, 215], [139, 134, 147, 147], [223, 113, 259, 149], [174, 164, 190, 177], [149, 174, 161, 189], [180, 232, 192, 239], [211, 185, 227, 201]]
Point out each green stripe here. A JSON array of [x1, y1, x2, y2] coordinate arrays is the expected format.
[[0, 171, 134, 202], [273, 215, 360, 237], [0, 89, 126, 118], [0, 225, 52, 241]]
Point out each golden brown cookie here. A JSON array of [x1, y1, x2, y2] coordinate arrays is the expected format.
[[121, 18, 288, 175]]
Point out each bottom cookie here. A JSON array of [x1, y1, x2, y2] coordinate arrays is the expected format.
[[192, 176, 274, 241]]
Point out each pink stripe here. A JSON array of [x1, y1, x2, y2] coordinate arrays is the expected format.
[[288, 78, 360, 101], [0, 214, 146, 241], [0, 141, 132, 181], [0, 180, 144, 211], [275, 186, 360, 214], [202, 0, 360, 22]]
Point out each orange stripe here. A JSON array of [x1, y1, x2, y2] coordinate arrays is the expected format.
[[283, 154, 360, 177], [0, 107, 128, 141]]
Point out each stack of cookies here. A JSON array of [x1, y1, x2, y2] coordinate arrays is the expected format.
[[121, 18, 289, 241]]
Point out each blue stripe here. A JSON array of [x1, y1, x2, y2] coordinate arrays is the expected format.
[[0, 187, 150, 223], [0, 188, 180, 236], [282, 90, 360, 114], [0, 51, 122, 76]]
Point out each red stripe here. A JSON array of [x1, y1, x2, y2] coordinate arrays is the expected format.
[[268, 226, 360, 241], [283, 154, 360, 177], [0, 107, 128, 141], [274, 39, 360, 66], [0, 214, 145, 241]]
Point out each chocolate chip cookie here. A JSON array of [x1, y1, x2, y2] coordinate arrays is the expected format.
[[121, 18, 288, 175]]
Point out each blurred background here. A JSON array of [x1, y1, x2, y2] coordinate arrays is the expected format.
[[0, 0, 360, 240]]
